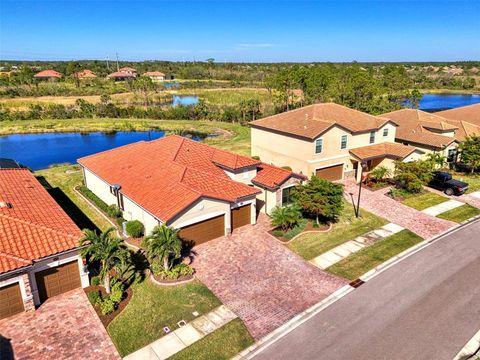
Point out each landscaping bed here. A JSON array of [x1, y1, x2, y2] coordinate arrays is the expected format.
[[151, 272, 195, 285], [437, 204, 480, 223], [84, 285, 133, 327], [269, 219, 330, 242]]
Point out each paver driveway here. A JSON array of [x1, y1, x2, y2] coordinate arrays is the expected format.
[[192, 214, 347, 340], [0, 288, 119, 360], [344, 180, 455, 239]]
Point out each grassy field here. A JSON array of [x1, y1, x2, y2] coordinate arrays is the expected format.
[[168, 319, 254, 360], [437, 204, 480, 223], [326, 230, 423, 280], [400, 191, 448, 211], [108, 279, 222, 357], [288, 203, 389, 260], [172, 88, 270, 106], [453, 173, 480, 194]]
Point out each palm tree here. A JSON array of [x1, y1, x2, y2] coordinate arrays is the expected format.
[[142, 225, 182, 271], [271, 205, 302, 231], [79, 227, 128, 294]]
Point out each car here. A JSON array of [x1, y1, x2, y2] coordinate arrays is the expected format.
[[428, 171, 469, 196]]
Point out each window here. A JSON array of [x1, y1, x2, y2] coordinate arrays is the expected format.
[[117, 194, 124, 210], [340, 135, 348, 150], [281, 187, 293, 205], [369, 131, 376, 144], [383, 128, 389, 137], [110, 186, 115, 195], [315, 138, 323, 154], [447, 148, 456, 163]]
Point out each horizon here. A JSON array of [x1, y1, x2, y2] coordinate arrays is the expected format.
[[1, 0, 479, 62]]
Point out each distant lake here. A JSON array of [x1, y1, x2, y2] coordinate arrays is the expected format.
[[172, 95, 199, 107], [417, 93, 480, 111], [0, 131, 203, 170]]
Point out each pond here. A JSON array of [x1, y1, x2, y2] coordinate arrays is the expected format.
[[172, 95, 199, 107], [0, 131, 204, 170], [417, 93, 480, 111]]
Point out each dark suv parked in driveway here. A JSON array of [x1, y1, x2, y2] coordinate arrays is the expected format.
[[428, 171, 469, 196]]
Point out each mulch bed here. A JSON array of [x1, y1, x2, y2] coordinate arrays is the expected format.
[[364, 180, 394, 191], [151, 273, 195, 285], [125, 237, 143, 249], [269, 222, 330, 242], [84, 285, 133, 328]]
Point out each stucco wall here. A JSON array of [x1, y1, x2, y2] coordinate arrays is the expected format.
[[83, 168, 117, 206], [121, 195, 161, 235], [223, 166, 257, 184]]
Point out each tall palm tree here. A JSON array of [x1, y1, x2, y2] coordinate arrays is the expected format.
[[142, 225, 182, 271], [79, 227, 128, 293]]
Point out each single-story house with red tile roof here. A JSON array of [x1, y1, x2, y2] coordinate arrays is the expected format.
[[0, 169, 89, 320], [143, 71, 165, 80], [78, 135, 305, 244], [118, 67, 137, 75], [107, 71, 137, 81], [73, 69, 97, 79], [33, 69, 62, 81]]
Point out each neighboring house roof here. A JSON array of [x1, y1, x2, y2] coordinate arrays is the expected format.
[[34, 70, 62, 78], [107, 71, 137, 78], [144, 71, 165, 77], [119, 67, 137, 72], [249, 103, 395, 140], [0, 169, 82, 274], [252, 163, 306, 190], [74, 69, 97, 78], [437, 104, 480, 127], [78, 135, 264, 223], [349, 142, 421, 161], [381, 109, 457, 149], [0, 158, 21, 169]]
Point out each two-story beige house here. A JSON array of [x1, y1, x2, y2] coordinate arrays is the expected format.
[[250, 103, 423, 182]]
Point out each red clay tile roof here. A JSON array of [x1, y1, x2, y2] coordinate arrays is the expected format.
[[34, 70, 62, 78], [252, 163, 306, 190], [144, 71, 165, 77], [74, 69, 97, 78], [437, 104, 480, 127], [349, 142, 421, 161], [119, 67, 137, 72], [107, 71, 137, 78], [250, 103, 395, 139], [381, 109, 457, 149], [0, 169, 82, 274], [78, 136, 262, 223]]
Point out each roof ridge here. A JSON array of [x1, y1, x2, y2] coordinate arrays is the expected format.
[[172, 136, 186, 162], [78, 139, 147, 164]]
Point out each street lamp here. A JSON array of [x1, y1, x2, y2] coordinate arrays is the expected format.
[[355, 161, 367, 218]]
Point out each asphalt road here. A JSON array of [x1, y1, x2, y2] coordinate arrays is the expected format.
[[251, 220, 480, 360]]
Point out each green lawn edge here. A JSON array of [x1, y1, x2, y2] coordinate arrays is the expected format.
[[400, 191, 449, 211], [436, 204, 480, 223]]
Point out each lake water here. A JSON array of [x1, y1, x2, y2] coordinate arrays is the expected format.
[[172, 95, 199, 107], [418, 93, 480, 111], [0, 131, 202, 170]]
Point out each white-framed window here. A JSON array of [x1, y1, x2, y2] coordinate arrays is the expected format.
[[314, 138, 323, 154], [340, 135, 348, 150], [369, 131, 376, 144], [383, 128, 389, 137]]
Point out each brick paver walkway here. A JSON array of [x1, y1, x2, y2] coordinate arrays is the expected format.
[[0, 288, 119, 360], [344, 181, 456, 239], [192, 214, 347, 340]]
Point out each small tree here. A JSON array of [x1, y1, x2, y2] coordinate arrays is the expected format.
[[459, 136, 480, 173], [271, 205, 302, 231], [142, 225, 182, 271], [125, 220, 143, 238], [79, 228, 129, 293], [369, 166, 391, 182], [292, 176, 344, 225], [394, 160, 434, 193], [426, 152, 447, 169]]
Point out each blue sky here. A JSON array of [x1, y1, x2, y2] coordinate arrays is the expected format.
[[1, 0, 479, 62]]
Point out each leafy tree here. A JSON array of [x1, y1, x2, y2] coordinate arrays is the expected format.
[[271, 204, 302, 231], [132, 76, 154, 107], [426, 152, 447, 169], [142, 225, 182, 271], [292, 176, 344, 224], [459, 136, 480, 173], [79, 227, 129, 293], [369, 166, 391, 182], [394, 160, 434, 193]]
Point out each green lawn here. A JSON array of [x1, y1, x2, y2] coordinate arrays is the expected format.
[[288, 203, 388, 260], [168, 319, 254, 360], [437, 204, 480, 223], [327, 230, 423, 280], [108, 279, 221, 357], [455, 173, 480, 194], [400, 191, 449, 211]]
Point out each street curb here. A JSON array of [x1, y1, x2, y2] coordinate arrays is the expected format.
[[233, 284, 355, 359], [453, 328, 480, 360]]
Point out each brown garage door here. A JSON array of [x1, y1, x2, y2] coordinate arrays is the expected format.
[[231, 205, 251, 230], [35, 260, 81, 303], [315, 164, 344, 181], [179, 215, 225, 246], [0, 282, 24, 320]]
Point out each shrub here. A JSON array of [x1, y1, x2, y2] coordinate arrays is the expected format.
[[394, 160, 434, 193], [281, 166, 292, 171], [78, 185, 109, 213], [90, 275, 101, 286], [153, 263, 194, 279], [109, 282, 124, 304], [100, 298, 116, 315], [107, 204, 122, 218], [125, 220, 143, 238], [116, 216, 126, 227], [271, 205, 302, 231], [87, 290, 102, 306], [369, 166, 391, 182]]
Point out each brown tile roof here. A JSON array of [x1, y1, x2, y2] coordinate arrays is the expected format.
[[119, 67, 137, 72], [381, 109, 457, 149], [34, 70, 62, 78], [74, 69, 97, 78], [437, 104, 480, 127], [0, 169, 82, 274], [252, 163, 306, 190], [107, 71, 136, 78], [144, 71, 165, 77], [349, 142, 420, 161], [78, 136, 263, 223], [250, 103, 394, 139]]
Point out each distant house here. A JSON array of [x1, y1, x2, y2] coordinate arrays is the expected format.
[[107, 67, 138, 81], [33, 70, 62, 81], [119, 67, 137, 75], [73, 69, 97, 79], [143, 71, 165, 81]]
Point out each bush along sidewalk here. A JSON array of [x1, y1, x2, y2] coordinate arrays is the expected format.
[[77, 185, 125, 228]]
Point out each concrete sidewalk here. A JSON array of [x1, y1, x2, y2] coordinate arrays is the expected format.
[[422, 199, 464, 216], [123, 305, 237, 360]]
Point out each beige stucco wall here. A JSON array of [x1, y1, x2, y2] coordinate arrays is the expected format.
[[122, 195, 161, 235], [255, 177, 303, 214], [83, 168, 117, 206], [223, 167, 257, 185], [395, 141, 458, 161]]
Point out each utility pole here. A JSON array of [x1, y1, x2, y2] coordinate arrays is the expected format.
[[116, 52, 119, 71], [106, 57, 110, 71]]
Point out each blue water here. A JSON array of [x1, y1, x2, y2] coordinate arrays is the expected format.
[[0, 131, 200, 170], [172, 95, 199, 107], [418, 94, 480, 111]]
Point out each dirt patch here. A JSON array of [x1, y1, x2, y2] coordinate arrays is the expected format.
[[84, 285, 133, 328]]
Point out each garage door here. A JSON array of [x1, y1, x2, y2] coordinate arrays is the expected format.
[[231, 205, 251, 230], [35, 260, 81, 303], [179, 215, 225, 246], [0, 282, 24, 320], [315, 164, 344, 181]]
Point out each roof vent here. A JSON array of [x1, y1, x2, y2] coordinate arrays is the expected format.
[[0, 201, 13, 209]]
